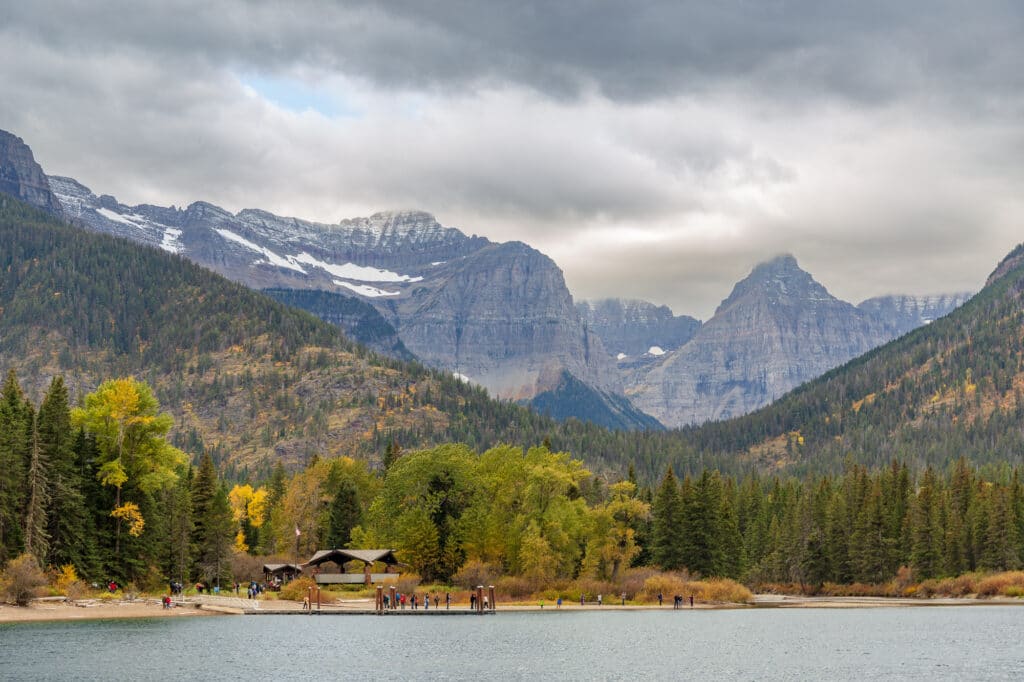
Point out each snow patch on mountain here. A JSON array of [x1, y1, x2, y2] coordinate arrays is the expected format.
[[214, 228, 308, 273], [293, 252, 422, 283], [96, 207, 145, 229], [648, 346, 666, 356], [160, 228, 183, 254], [333, 280, 401, 297]]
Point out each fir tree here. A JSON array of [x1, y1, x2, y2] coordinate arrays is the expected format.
[[23, 413, 50, 563], [651, 467, 684, 570], [326, 480, 361, 548], [0, 370, 30, 562]]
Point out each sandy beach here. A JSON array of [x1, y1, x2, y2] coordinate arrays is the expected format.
[[0, 599, 215, 624], [3, 593, 1022, 624]]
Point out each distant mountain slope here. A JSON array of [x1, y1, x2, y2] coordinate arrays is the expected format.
[[45, 173, 624, 405], [262, 287, 413, 361], [858, 293, 972, 338], [576, 298, 701, 358], [682, 249, 1024, 474], [630, 255, 895, 427]]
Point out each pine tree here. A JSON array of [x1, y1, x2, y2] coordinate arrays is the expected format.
[[326, 480, 361, 549], [191, 453, 218, 575], [911, 468, 942, 579], [23, 413, 50, 563], [651, 467, 684, 570], [199, 484, 235, 588], [0, 370, 30, 562], [679, 471, 723, 576], [39, 377, 91, 572]]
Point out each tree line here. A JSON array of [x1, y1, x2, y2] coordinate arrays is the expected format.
[[4, 368, 1024, 593]]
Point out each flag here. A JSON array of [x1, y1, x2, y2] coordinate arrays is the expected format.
[[295, 525, 301, 537]]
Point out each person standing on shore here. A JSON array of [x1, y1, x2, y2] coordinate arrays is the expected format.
[[556, 597, 562, 609], [658, 593, 663, 607], [445, 592, 450, 610], [580, 594, 585, 606], [597, 594, 602, 606], [690, 595, 694, 608]]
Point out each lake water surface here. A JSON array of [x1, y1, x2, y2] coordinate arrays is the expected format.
[[2, 607, 1022, 680]]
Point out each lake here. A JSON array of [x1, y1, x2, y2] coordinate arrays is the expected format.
[[2, 607, 1023, 680]]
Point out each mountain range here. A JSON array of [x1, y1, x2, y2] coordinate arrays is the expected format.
[[1, 184, 1023, 484], [0, 128, 974, 431]]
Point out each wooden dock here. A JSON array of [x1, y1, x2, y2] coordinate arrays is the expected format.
[[246, 608, 495, 616]]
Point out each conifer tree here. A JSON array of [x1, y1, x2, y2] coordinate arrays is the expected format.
[[0, 370, 30, 562], [651, 467, 684, 570], [39, 377, 91, 572], [326, 480, 361, 549], [191, 453, 218, 571], [911, 468, 942, 579], [199, 484, 235, 588], [23, 413, 50, 563]]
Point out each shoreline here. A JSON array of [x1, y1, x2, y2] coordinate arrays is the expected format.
[[3, 593, 1023, 623]]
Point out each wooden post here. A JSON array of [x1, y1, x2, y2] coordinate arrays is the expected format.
[[376, 585, 383, 614], [364, 562, 372, 587], [306, 586, 312, 615], [488, 585, 496, 612], [389, 585, 397, 611], [476, 585, 484, 614], [317, 587, 321, 611]]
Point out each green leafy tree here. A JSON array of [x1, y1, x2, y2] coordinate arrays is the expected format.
[[72, 378, 186, 557]]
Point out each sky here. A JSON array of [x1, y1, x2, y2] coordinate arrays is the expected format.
[[2, 1, 1023, 319]]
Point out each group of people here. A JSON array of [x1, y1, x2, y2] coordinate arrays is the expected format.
[[468, 592, 490, 610], [247, 581, 265, 600], [386, 592, 455, 610], [671, 594, 694, 609]]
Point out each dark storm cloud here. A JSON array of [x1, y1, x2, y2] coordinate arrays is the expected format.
[[9, 1, 1024, 103]]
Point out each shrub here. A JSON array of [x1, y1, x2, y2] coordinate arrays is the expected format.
[[977, 571, 1024, 597], [692, 578, 754, 604], [639, 573, 689, 602], [395, 573, 421, 595], [1, 554, 49, 606], [494, 575, 533, 600], [451, 560, 501, 590], [279, 577, 317, 601]]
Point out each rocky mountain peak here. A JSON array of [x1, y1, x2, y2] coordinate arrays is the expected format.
[[0, 129, 62, 217], [716, 254, 832, 314]]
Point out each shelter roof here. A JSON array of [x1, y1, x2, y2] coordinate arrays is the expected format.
[[304, 549, 401, 567], [262, 563, 302, 574]]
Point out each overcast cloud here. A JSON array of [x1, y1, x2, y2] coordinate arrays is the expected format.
[[2, 1, 1023, 318]]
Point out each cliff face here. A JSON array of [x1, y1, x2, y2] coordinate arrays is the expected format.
[[0, 131, 62, 217], [399, 241, 621, 400], [576, 298, 701, 359], [630, 255, 894, 427]]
